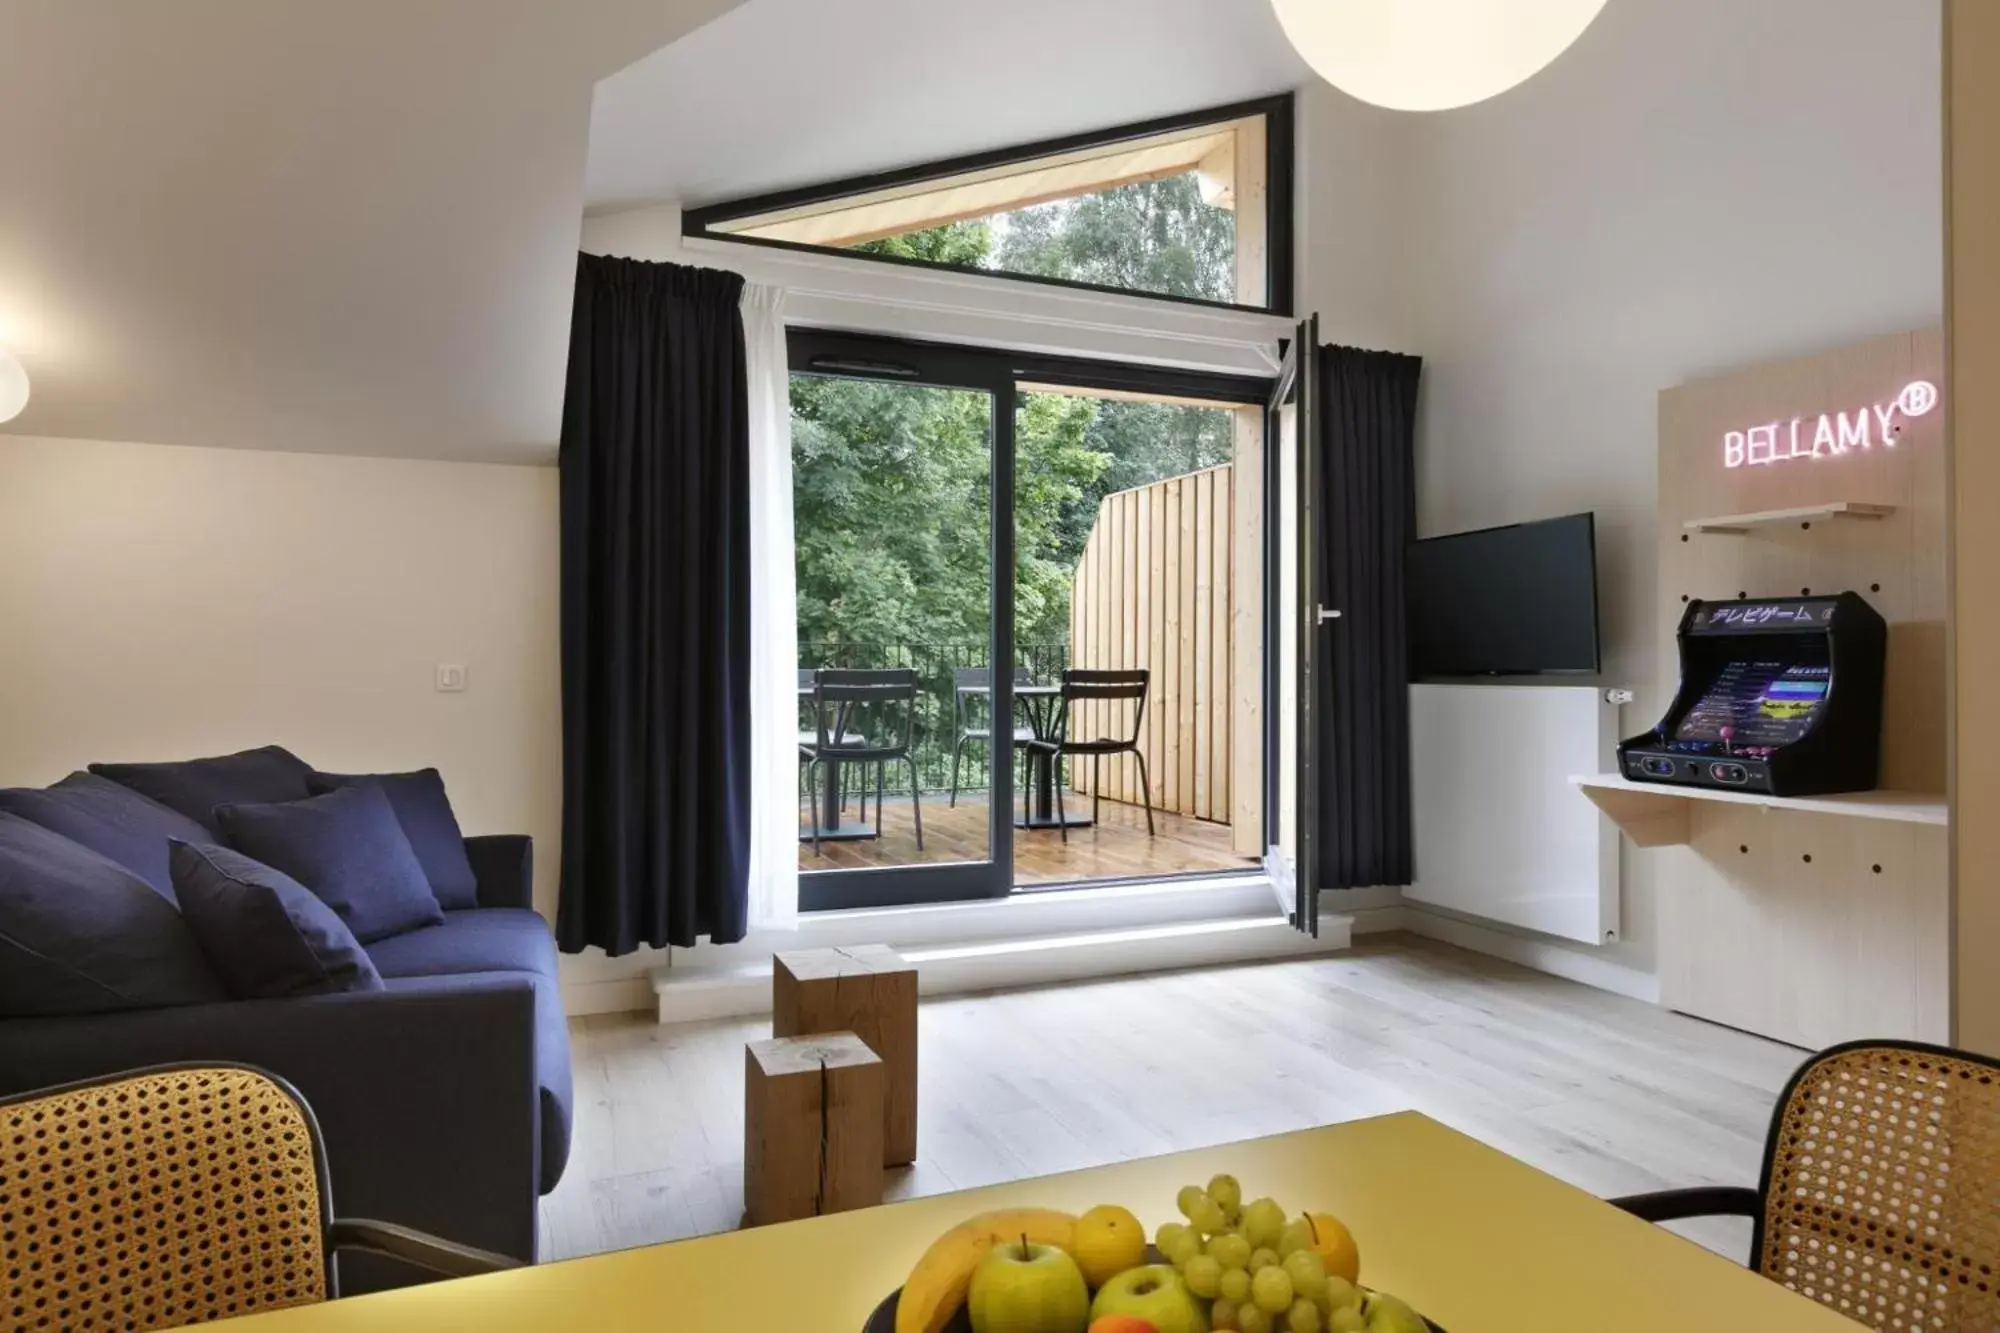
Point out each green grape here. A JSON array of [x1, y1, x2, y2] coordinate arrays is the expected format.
[[1286, 1299, 1324, 1333], [1328, 1307, 1366, 1333], [1282, 1249, 1329, 1302], [1189, 1199, 1230, 1237], [1219, 1267, 1252, 1303], [1207, 1173, 1244, 1214], [1210, 1297, 1240, 1332], [1156, 1222, 1193, 1259], [1164, 1229, 1205, 1268], [1249, 1247, 1281, 1272], [1251, 1266, 1295, 1315], [1178, 1185, 1213, 1220], [1277, 1218, 1316, 1258], [1207, 1232, 1253, 1271], [1184, 1254, 1225, 1299], [1238, 1306, 1272, 1333], [1323, 1276, 1360, 1312], [1241, 1197, 1287, 1248]]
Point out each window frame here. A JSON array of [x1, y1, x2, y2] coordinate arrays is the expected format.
[[683, 95, 1296, 317]]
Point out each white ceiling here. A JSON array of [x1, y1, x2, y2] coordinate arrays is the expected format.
[[585, 0, 1311, 212], [0, 0, 741, 463], [0, 0, 1305, 463]]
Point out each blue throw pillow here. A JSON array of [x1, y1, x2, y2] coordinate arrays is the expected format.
[[214, 783, 443, 943], [0, 772, 212, 904], [307, 769, 479, 910], [169, 841, 383, 998], [0, 813, 226, 1016], [91, 745, 313, 836]]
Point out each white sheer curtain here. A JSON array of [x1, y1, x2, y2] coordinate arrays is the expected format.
[[741, 283, 799, 931]]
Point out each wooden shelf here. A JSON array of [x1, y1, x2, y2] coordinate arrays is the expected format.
[[1683, 502, 1896, 535], [1571, 773, 1947, 847]]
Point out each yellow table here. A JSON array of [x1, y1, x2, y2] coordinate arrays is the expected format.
[[233, 1112, 1853, 1332]]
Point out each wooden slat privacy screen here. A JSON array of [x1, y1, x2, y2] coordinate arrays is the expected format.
[[1068, 464, 1234, 823]]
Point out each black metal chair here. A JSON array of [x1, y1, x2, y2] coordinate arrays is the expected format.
[[1020, 668, 1154, 843], [948, 666, 1036, 808], [799, 667, 870, 828], [800, 668, 923, 854], [1610, 1039, 2000, 1331]]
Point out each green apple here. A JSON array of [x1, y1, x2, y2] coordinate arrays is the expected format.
[[1360, 1290, 1429, 1333], [967, 1238, 1090, 1333], [1088, 1263, 1206, 1333]]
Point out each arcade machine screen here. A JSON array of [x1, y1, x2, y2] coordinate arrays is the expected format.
[[1669, 662, 1831, 758]]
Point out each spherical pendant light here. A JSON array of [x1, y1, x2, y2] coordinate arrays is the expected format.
[[1270, 0, 1611, 112], [0, 346, 27, 425]]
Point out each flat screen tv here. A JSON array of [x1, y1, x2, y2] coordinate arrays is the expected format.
[[1408, 513, 1601, 676]]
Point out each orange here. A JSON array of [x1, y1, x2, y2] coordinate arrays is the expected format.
[[1306, 1212, 1360, 1283], [1072, 1204, 1147, 1287]]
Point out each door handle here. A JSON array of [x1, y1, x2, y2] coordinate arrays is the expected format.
[[1315, 606, 1342, 625]]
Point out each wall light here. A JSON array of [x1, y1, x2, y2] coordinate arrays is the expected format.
[[0, 345, 27, 424], [1270, 0, 1611, 112]]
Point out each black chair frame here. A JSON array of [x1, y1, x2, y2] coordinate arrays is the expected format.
[[948, 665, 1035, 808], [1021, 668, 1154, 842], [800, 668, 924, 854], [1609, 1038, 2000, 1278]]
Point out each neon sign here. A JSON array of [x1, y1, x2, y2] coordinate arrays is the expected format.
[[1723, 380, 1939, 468]]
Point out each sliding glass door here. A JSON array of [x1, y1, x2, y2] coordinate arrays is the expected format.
[[792, 330, 1274, 911], [1267, 318, 1322, 935], [791, 335, 1014, 911]]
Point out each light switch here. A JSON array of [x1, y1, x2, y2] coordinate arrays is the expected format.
[[435, 663, 468, 693]]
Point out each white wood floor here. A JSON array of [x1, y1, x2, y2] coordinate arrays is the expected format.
[[542, 934, 1805, 1266]]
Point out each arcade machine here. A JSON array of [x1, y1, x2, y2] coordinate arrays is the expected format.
[[1619, 592, 1887, 797]]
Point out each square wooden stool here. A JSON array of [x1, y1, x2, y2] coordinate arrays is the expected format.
[[742, 1032, 884, 1226], [773, 945, 917, 1166]]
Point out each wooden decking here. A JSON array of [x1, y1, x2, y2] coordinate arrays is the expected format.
[[797, 793, 1258, 884]]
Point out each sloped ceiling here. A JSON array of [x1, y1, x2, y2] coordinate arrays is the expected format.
[[0, 0, 741, 462], [585, 0, 1310, 211]]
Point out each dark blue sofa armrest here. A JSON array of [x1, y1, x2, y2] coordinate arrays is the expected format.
[[0, 976, 540, 1296], [465, 833, 533, 911]]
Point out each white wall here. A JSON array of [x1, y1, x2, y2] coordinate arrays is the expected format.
[[0, 435, 564, 918], [1387, 0, 1943, 979]]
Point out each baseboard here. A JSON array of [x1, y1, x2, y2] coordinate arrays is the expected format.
[[1397, 904, 1660, 1003], [561, 974, 657, 1018], [651, 912, 1355, 1024]]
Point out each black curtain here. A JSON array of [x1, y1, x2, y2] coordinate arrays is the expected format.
[[1315, 345, 1421, 890], [557, 255, 750, 953]]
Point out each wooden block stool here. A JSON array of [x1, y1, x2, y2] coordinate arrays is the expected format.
[[743, 1032, 884, 1226], [773, 945, 918, 1166]]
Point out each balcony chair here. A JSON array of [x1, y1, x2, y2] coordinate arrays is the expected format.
[[798, 667, 870, 826], [948, 666, 1036, 808], [1610, 1039, 2000, 1331], [801, 668, 923, 854], [1022, 668, 1154, 843], [1, 1063, 516, 1329]]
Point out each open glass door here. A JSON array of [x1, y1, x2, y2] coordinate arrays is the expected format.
[[1267, 318, 1322, 934]]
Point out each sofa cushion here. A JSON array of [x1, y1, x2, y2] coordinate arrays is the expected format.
[[91, 745, 314, 836], [382, 968, 574, 1192], [363, 907, 558, 983], [0, 812, 227, 1016], [308, 769, 479, 910], [215, 783, 443, 944], [0, 772, 211, 903], [169, 841, 384, 999]]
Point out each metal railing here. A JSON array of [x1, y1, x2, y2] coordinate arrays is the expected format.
[[798, 641, 1069, 796]]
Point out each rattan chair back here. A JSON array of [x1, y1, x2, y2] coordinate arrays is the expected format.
[[1754, 1041, 2000, 1330], [3, 1064, 334, 1330]]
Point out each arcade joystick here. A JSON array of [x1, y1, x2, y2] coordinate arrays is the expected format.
[[1719, 724, 1734, 755]]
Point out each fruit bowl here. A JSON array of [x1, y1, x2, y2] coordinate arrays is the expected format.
[[860, 1248, 1447, 1333]]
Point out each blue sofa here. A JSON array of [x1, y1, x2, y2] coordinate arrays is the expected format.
[[0, 772, 571, 1296]]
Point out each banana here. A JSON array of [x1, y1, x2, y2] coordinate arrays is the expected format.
[[895, 1207, 1079, 1333]]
